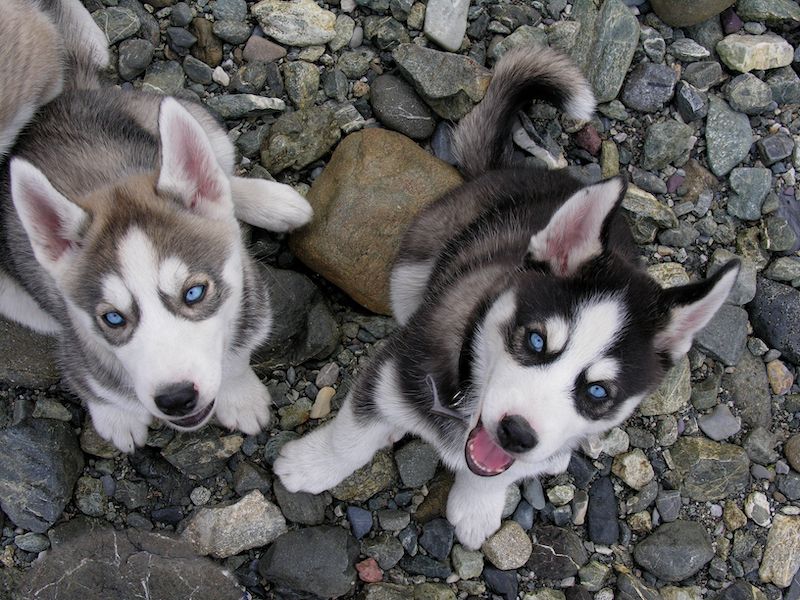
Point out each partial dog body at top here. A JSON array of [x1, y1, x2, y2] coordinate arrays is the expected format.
[[274, 46, 740, 549], [0, 0, 312, 452]]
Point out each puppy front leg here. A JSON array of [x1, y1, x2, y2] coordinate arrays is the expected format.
[[447, 469, 516, 550], [274, 396, 397, 495], [86, 399, 151, 454], [215, 354, 271, 435]]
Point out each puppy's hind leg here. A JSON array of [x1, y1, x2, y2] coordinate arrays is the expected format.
[[274, 396, 398, 494], [230, 176, 313, 232]]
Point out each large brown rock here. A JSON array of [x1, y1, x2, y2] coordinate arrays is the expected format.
[[650, 0, 734, 26], [290, 128, 462, 314]]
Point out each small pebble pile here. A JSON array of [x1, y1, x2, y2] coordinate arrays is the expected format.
[[1, 0, 799, 598]]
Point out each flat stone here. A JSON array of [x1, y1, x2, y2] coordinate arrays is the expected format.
[[634, 520, 714, 582], [748, 278, 800, 364], [717, 34, 794, 73], [656, 489, 682, 522], [418, 518, 454, 561], [118, 38, 155, 81], [669, 38, 711, 61], [698, 404, 741, 440], [669, 436, 750, 501], [488, 25, 548, 63], [766, 66, 800, 105], [17, 518, 241, 600], [728, 167, 772, 220], [212, 20, 252, 44], [273, 479, 327, 525], [706, 96, 753, 177], [362, 533, 405, 570], [371, 74, 435, 140], [674, 81, 709, 122], [189, 18, 222, 67], [331, 448, 398, 502], [393, 43, 491, 120], [640, 357, 691, 416], [243, 35, 286, 62], [261, 106, 341, 173], [394, 438, 440, 488], [736, 0, 800, 23], [290, 129, 462, 314], [585, 0, 640, 103], [182, 490, 287, 558], [252, 0, 336, 46], [650, 0, 734, 26], [142, 60, 185, 95], [482, 521, 532, 570], [617, 573, 661, 600], [423, 0, 468, 52], [205, 94, 285, 119], [759, 514, 800, 587], [723, 350, 772, 428], [757, 133, 795, 166], [363, 16, 410, 51], [764, 256, 800, 282], [643, 119, 694, 171], [0, 418, 84, 533], [160, 429, 243, 479], [621, 63, 678, 113], [694, 303, 748, 365], [528, 525, 588, 579], [727, 73, 774, 114], [684, 61, 726, 91], [259, 526, 359, 597], [452, 544, 484, 579], [587, 476, 619, 545], [612, 449, 655, 491], [92, 6, 141, 44]]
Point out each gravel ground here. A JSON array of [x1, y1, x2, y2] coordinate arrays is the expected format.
[[1, 0, 800, 598]]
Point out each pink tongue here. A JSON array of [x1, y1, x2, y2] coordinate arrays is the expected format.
[[470, 425, 513, 471]]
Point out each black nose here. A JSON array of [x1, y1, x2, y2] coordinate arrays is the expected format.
[[497, 415, 538, 453], [154, 382, 198, 416]]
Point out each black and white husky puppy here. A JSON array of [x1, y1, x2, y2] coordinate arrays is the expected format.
[[0, 0, 312, 452], [275, 47, 739, 549]]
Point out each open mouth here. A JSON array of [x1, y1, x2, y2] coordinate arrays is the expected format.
[[168, 399, 216, 429], [465, 419, 515, 477]]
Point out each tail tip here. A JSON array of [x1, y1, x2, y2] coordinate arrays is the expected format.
[[564, 85, 596, 122]]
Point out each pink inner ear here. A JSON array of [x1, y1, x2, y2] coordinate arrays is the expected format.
[[545, 202, 595, 275], [27, 185, 76, 262], [174, 121, 225, 209]]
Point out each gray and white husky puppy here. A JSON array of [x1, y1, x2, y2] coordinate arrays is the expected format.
[[0, 0, 312, 452], [275, 46, 739, 549]]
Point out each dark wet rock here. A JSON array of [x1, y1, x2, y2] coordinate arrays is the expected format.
[[527, 525, 588, 578], [399, 554, 452, 579], [273, 479, 327, 525], [16, 518, 241, 600], [419, 518, 454, 561], [656, 489, 682, 522], [641, 120, 694, 171], [483, 566, 518, 600], [634, 520, 714, 582], [621, 63, 678, 113], [766, 66, 800, 105], [118, 38, 155, 81], [348, 506, 374, 539], [723, 350, 773, 428], [748, 278, 800, 364], [726, 73, 774, 114], [254, 265, 339, 366], [675, 81, 709, 122], [183, 55, 214, 84], [587, 476, 619, 544], [370, 74, 435, 140], [757, 133, 795, 166], [0, 418, 83, 533], [669, 437, 750, 501], [683, 61, 726, 91], [259, 526, 358, 597], [694, 304, 748, 365], [394, 438, 440, 488], [212, 20, 252, 44], [166, 26, 197, 54], [728, 167, 772, 220], [160, 429, 242, 479], [142, 60, 185, 95], [92, 6, 141, 44]]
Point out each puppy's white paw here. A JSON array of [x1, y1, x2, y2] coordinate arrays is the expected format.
[[215, 368, 271, 435], [273, 433, 352, 495], [232, 177, 313, 232], [263, 183, 313, 231], [447, 490, 502, 550], [88, 403, 151, 453]]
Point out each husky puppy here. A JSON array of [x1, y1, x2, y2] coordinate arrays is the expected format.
[[275, 47, 739, 549], [0, 0, 312, 452]]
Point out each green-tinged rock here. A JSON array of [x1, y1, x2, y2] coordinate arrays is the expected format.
[[641, 119, 695, 171], [488, 25, 548, 62], [717, 34, 794, 73], [728, 167, 772, 220], [736, 0, 800, 23], [706, 96, 752, 177], [634, 521, 714, 582], [669, 437, 750, 501], [393, 43, 491, 119], [587, 0, 640, 103], [331, 448, 397, 502], [205, 94, 285, 119], [261, 106, 340, 173], [290, 128, 462, 314], [650, 0, 734, 26], [641, 357, 691, 416]]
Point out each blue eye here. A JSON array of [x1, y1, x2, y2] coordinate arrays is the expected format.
[[103, 311, 126, 327], [184, 284, 206, 305], [528, 331, 545, 353], [588, 384, 608, 400]]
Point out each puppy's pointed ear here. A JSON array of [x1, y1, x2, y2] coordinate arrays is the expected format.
[[654, 260, 741, 364], [156, 98, 232, 221], [10, 158, 89, 277], [527, 176, 625, 277]]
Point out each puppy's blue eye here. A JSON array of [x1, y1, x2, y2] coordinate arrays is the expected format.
[[528, 331, 545, 353], [588, 384, 608, 399], [103, 311, 125, 327], [184, 284, 206, 305]]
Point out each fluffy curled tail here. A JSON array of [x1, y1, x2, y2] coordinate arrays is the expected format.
[[0, 0, 108, 159], [452, 46, 596, 180]]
